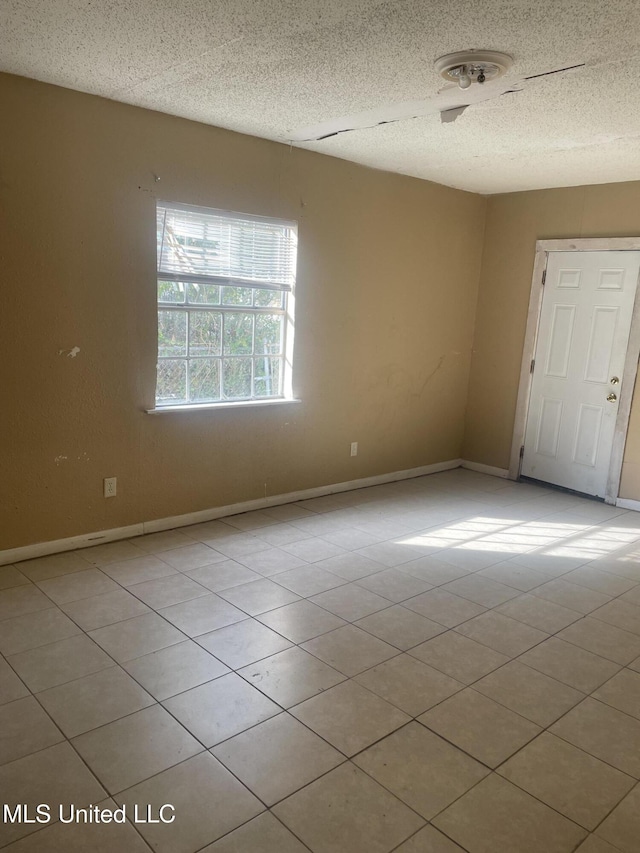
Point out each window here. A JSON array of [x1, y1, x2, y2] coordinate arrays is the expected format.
[[155, 201, 297, 408]]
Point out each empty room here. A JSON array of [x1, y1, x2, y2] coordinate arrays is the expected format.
[[2, 1, 640, 851]]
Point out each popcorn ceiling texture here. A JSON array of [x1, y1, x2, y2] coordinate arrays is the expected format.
[[2, 0, 640, 193]]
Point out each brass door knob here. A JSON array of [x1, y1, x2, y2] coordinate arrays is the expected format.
[[607, 393, 618, 402]]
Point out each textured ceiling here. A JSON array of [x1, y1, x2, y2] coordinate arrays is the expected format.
[[2, 0, 640, 193]]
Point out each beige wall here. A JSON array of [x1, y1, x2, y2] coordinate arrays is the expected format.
[[463, 182, 640, 499], [0, 73, 486, 550]]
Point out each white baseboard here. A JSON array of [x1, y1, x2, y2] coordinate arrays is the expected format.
[[1, 458, 462, 566], [0, 524, 145, 567], [460, 460, 511, 479], [615, 497, 640, 513]]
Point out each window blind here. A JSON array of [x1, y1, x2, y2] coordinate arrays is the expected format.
[[157, 202, 297, 291]]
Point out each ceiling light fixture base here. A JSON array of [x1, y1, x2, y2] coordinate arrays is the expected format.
[[434, 50, 513, 89]]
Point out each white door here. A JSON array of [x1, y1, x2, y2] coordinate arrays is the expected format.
[[522, 251, 640, 497]]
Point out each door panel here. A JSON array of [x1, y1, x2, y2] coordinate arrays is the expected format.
[[522, 251, 640, 497]]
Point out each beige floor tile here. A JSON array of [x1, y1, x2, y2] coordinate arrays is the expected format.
[[455, 611, 548, 657], [209, 533, 273, 560], [550, 698, 640, 777], [37, 666, 155, 736], [418, 688, 541, 768], [564, 566, 637, 597], [116, 752, 263, 853], [129, 529, 198, 553], [223, 510, 280, 531], [409, 631, 509, 684], [272, 564, 346, 596], [314, 552, 386, 582], [558, 617, 640, 664], [159, 594, 248, 636], [320, 527, 385, 551], [532, 579, 611, 614], [291, 680, 410, 756], [0, 742, 106, 846], [161, 542, 227, 570], [249, 523, 310, 547], [262, 503, 316, 521], [301, 624, 398, 676], [496, 593, 582, 633], [212, 712, 344, 805], [309, 583, 391, 621], [101, 554, 178, 586], [473, 660, 584, 726], [0, 565, 29, 591], [72, 704, 202, 793], [202, 812, 309, 852], [7, 634, 114, 692], [89, 612, 185, 662], [394, 825, 467, 852], [236, 548, 308, 576], [257, 599, 347, 643], [476, 562, 551, 592], [186, 560, 262, 591], [238, 646, 345, 707], [433, 773, 586, 853], [17, 551, 92, 582], [60, 589, 150, 631], [36, 569, 119, 604], [0, 658, 29, 705], [0, 696, 63, 765], [163, 672, 280, 746], [596, 784, 640, 853], [355, 654, 463, 717], [354, 722, 488, 819], [128, 573, 209, 608], [0, 607, 80, 655], [591, 599, 640, 636], [197, 618, 292, 669], [217, 578, 301, 616], [441, 575, 519, 608], [592, 668, 640, 720], [400, 557, 471, 585], [498, 731, 635, 830], [0, 585, 54, 621], [354, 568, 432, 602], [355, 605, 446, 650], [124, 640, 228, 699], [4, 805, 150, 851], [403, 589, 486, 628], [510, 551, 588, 575], [83, 539, 148, 566], [575, 836, 628, 853], [273, 762, 424, 853], [437, 548, 511, 573], [621, 584, 640, 607], [518, 636, 621, 692], [281, 537, 348, 563], [357, 540, 424, 567]]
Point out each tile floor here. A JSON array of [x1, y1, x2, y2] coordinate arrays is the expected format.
[[1, 469, 640, 852]]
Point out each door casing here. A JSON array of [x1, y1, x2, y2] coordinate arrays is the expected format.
[[509, 237, 640, 504]]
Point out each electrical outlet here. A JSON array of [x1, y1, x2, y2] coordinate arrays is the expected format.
[[350, 442, 358, 457], [103, 477, 117, 498]]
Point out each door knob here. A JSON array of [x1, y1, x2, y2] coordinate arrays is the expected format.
[[610, 376, 620, 385], [607, 393, 618, 402]]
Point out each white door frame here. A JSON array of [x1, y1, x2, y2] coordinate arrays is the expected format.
[[509, 237, 640, 503]]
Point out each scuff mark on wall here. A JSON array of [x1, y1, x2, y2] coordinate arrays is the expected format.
[[54, 456, 68, 465], [57, 347, 81, 358]]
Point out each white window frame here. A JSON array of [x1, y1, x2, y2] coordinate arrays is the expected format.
[[152, 201, 297, 411]]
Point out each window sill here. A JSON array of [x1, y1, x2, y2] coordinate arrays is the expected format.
[[146, 398, 301, 414]]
